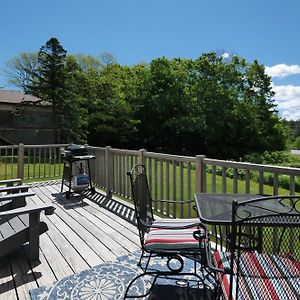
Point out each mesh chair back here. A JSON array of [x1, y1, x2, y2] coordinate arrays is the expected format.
[[229, 196, 300, 299], [128, 165, 154, 244]]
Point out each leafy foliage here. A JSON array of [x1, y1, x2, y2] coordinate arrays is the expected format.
[[22, 38, 86, 143], [25, 38, 68, 143], [5, 41, 288, 159], [284, 119, 300, 149], [132, 54, 286, 158], [5, 52, 39, 90]]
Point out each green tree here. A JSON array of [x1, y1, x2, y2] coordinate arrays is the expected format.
[[190, 53, 240, 157], [284, 119, 300, 148], [25, 37, 70, 143], [84, 63, 139, 147], [4, 48, 287, 158], [295, 136, 300, 149], [5, 52, 38, 90], [242, 61, 282, 151], [134, 57, 195, 153], [99, 52, 117, 66], [63, 55, 89, 143], [133, 53, 287, 159], [74, 54, 103, 71]]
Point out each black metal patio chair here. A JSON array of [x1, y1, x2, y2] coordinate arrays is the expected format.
[[209, 195, 300, 300], [124, 164, 212, 299]]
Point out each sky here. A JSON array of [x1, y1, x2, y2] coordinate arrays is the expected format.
[[1, 0, 300, 120]]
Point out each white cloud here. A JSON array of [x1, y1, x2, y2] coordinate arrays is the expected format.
[[272, 84, 300, 120], [222, 52, 230, 59], [281, 109, 300, 121], [265, 64, 300, 78]]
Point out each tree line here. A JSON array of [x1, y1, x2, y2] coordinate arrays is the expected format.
[[5, 37, 288, 159], [283, 119, 300, 149]]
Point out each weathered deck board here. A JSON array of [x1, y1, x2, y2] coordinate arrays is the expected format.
[[0, 181, 139, 300], [9, 249, 38, 300], [47, 185, 137, 255], [33, 188, 112, 265]]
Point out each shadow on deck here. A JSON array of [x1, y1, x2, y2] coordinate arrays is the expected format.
[[0, 180, 140, 300]]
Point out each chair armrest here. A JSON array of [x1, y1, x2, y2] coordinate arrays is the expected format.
[[0, 185, 30, 193], [0, 191, 35, 202], [153, 199, 194, 204], [0, 203, 55, 218], [204, 237, 227, 273], [0, 178, 22, 186]]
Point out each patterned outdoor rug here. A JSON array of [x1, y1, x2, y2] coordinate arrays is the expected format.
[[29, 251, 215, 300]]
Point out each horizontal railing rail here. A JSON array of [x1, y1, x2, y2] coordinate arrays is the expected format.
[[2, 143, 298, 252], [0, 144, 300, 241], [203, 158, 300, 195], [1, 144, 299, 219]]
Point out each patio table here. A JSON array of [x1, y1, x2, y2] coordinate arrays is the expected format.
[[194, 193, 258, 225], [194, 193, 293, 252], [194, 193, 291, 225], [195, 193, 300, 299]]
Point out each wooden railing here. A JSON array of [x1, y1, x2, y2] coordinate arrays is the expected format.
[[202, 158, 300, 195], [1, 144, 299, 218], [0, 144, 67, 181], [88, 146, 300, 218]]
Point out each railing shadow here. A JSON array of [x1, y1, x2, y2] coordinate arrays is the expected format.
[[83, 189, 137, 226], [31, 180, 137, 225], [0, 246, 42, 295]]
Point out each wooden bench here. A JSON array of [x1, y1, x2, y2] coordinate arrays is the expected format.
[[0, 178, 22, 186], [0, 186, 31, 211]]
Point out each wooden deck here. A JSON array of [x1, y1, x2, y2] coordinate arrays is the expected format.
[[0, 181, 140, 300]]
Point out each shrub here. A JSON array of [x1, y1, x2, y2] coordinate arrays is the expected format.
[[243, 151, 292, 166]]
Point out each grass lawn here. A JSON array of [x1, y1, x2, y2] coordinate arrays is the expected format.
[[0, 162, 64, 182], [147, 162, 292, 198], [144, 162, 295, 218], [1, 160, 294, 215]]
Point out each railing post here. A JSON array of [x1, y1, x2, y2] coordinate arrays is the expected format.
[[17, 143, 24, 180], [195, 155, 206, 193], [139, 149, 146, 165], [105, 146, 112, 198]]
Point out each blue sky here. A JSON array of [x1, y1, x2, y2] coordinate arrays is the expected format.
[[1, 0, 300, 120]]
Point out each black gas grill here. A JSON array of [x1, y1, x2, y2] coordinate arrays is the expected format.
[[61, 144, 95, 199]]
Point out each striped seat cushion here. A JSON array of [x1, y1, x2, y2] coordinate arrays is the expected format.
[[153, 218, 201, 228], [144, 224, 206, 251], [213, 250, 300, 300]]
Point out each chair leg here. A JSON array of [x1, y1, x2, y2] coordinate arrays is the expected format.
[[137, 250, 145, 267], [138, 251, 153, 271], [124, 266, 209, 299], [124, 272, 158, 299]]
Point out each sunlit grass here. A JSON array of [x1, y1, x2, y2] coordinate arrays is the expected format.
[[144, 161, 295, 218], [0, 160, 295, 219], [0, 163, 64, 182]]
